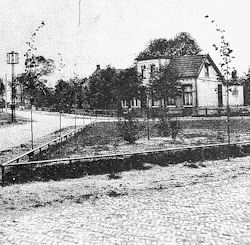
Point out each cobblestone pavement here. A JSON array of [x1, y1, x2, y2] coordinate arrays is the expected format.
[[0, 157, 250, 244]]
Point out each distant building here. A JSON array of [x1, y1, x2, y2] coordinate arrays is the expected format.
[[121, 54, 244, 115]]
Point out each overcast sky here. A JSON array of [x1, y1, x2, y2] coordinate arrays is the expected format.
[[0, 0, 250, 85]]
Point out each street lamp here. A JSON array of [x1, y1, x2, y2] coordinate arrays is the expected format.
[[7, 51, 19, 122], [30, 96, 34, 149]]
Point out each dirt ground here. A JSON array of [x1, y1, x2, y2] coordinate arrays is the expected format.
[[38, 119, 250, 161]]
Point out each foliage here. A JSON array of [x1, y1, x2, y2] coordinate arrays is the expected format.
[[243, 69, 250, 105], [137, 32, 201, 60], [155, 111, 180, 139], [0, 78, 5, 97], [148, 64, 182, 106], [0, 79, 5, 108], [205, 15, 235, 83], [118, 110, 139, 143], [115, 67, 143, 107], [54, 78, 86, 112], [147, 63, 182, 138], [14, 21, 56, 107], [16, 55, 55, 107], [86, 66, 119, 109], [86, 66, 143, 110]]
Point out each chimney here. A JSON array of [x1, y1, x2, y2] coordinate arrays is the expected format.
[[96, 65, 100, 71], [231, 69, 237, 80]]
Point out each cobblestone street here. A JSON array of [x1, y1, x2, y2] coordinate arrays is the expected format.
[[0, 157, 250, 244]]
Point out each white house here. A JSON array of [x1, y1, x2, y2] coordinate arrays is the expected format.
[[122, 54, 244, 115]]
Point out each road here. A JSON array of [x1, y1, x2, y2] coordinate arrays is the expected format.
[[0, 156, 249, 244], [0, 110, 105, 152]]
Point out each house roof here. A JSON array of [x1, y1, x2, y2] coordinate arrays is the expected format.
[[137, 54, 223, 79], [135, 55, 172, 61], [169, 55, 206, 78]]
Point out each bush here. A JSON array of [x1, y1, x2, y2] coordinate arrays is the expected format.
[[118, 110, 139, 143], [169, 119, 180, 139], [156, 111, 180, 139], [157, 117, 171, 137]]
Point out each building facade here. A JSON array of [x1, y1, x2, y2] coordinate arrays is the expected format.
[[122, 54, 244, 115]]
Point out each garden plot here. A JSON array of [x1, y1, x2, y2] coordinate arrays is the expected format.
[[33, 117, 250, 161]]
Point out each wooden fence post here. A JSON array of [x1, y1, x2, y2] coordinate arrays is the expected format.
[[2, 165, 5, 187]]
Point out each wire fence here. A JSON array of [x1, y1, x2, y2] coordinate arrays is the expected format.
[[2, 107, 250, 186]]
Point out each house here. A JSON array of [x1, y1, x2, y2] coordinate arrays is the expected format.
[[122, 54, 244, 115]]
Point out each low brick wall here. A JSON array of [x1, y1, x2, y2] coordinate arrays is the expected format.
[[3, 143, 250, 185]]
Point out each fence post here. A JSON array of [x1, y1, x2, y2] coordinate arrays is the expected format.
[[2, 165, 5, 187]]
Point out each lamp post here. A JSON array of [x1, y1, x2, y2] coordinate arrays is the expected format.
[[7, 51, 19, 122], [30, 96, 34, 149]]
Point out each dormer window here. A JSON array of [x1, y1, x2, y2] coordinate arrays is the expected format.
[[205, 63, 209, 77]]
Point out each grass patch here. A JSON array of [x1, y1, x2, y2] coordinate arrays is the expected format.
[[32, 117, 250, 162], [3, 117, 250, 185]]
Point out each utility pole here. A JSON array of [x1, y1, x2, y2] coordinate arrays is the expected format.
[[5, 74, 7, 112], [7, 51, 19, 122], [78, 0, 81, 27]]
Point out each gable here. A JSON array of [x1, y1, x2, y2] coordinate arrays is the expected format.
[[199, 60, 219, 79], [135, 54, 223, 82]]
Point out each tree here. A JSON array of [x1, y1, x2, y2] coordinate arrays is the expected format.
[[137, 32, 201, 60], [114, 67, 143, 109], [149, 64, 181, 108], [243, 69, 250, 105], [148, 64, 182, 138], [86, 66, 119, 109], [16, 55, 55, 107], [205, 15, 235, 159], [0, 79, 5, 109], [54, 78, 85, 113], [171, 32, 202, 56]]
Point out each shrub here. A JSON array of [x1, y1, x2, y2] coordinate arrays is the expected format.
[[157, 117, 171, 137], [156, 112, 180, 139], [118, 110, 139, 143], [169, 119, 180, 139]]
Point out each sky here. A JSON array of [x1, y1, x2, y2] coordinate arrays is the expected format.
[[0, 0, 250, 86]]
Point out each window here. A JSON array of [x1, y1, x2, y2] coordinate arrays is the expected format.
[[232, 86, 239, 96], [183, 85, 193, 106], [167, 97, 176, 106], [150, 64, 155, 76], [151, 98, 160, 107], [131, 98, 139, 108], [141, 65, 146, 79], [205, 63, 209, 77], [121, 100, 127, 108]]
